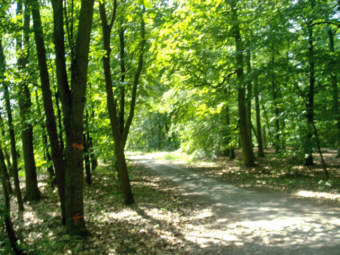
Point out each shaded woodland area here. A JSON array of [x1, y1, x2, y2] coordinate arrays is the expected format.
[[0, 0, 339, 254]]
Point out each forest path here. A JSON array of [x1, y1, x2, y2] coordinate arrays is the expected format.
[[128, 153, 340, 255]]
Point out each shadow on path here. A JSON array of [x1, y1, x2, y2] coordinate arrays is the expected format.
[[129, 155, 340, 255]]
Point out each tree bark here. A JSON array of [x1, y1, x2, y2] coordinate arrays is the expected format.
[[228, 0, 255, 166], [225, 104, 235, 160], [254, 75, 264, 157], [99, 1, 134, 205], [0, 39, 25, 212], [55, 91, 65, 154], [84, 111, 91, 185], [51, 0, 95, 235], [31, 0, 66, 222], [119, 26, 126, 136], [245, 48, 253, 152], [0, 112, 13, 194], [305, 21, 315, 166], [16, 0, 41, 202], [270, 52, 281, 153], [0, 141, 25, 255], [122, 10, 146, 147], [35, 91, 56, 186], [327, 27, 340, 157]]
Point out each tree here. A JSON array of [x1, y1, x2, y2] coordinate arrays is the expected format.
[[17, 0, 41, 201], [31, 0, 66, 223], [254, 74, 264, 157], [51, 0, 95, 235], [0, 137, 24, 255], [99, 0, 146, 204], [227, 0, 255, 166], [0, 38, 24, 212], [327, 26, 340, 157]]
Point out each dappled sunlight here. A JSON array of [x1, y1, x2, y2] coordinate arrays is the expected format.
[[295, 190, 340, 201], [174, 199, 340, 249], [3, 158, 339, 254], [129, 155, 340, 254]]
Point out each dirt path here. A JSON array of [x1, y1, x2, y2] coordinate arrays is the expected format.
[[129, 154, 340, 255]]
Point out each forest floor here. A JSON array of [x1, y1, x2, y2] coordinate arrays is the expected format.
[[1, 150, 339, 254]]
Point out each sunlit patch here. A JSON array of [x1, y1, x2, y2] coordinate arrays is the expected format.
[[237, 217, 303, 231], [295, 190, 340, 201], [190, 208, 213, 220], [103, 209, 139, 221]]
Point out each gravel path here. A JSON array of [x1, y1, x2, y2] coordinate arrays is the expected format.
[[129, 154, 340, 255]]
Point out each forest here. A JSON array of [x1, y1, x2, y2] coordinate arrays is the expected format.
[[0, 0, 339, 254]]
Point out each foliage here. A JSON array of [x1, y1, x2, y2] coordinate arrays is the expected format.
[[0, 0, 339, 251]]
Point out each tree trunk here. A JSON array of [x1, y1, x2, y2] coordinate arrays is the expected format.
[[245, 48, 253, 152], [84, 135, 91, 185], [19, 90, 41, 201], [99, 1, 134, 205], [31, 0, 66, 222], [0, 143, 25, 255], [224, 87, 235, 160], [327, 27, 340, 157], [55, 91, 65, 154], [0, 113, 13, 194], [35, 91, 56, 186], [84, 111, 91, 185], [89, 137, 97, 172], [119, 26, 126, 136], [305, 22, 315, 166], [0, 39, 25, 212], [225, 104, 235, 160], [51, 0, 95, 235], [16, 0, 41, 202], [254, 75, 264, 157], [270, 52, 281, 153], [229, 0, 255, 166], [87, 84, 98, 172]]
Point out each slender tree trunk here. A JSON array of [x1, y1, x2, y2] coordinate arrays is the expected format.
[[51, 0, 95, 235], [0, 39, 24, 212], [0, 142, 25, 255], [99, 1, 134, 205], [87, 85, 98, 172], [245, 48, 253, 152], [84, 111, 91, 185], [225, 104, 235, 160], [327, 27, 340, 157], [35, 91, 56, 186], [270, 52, 281, 153], [261, 101, 270, 149], [19, 86, 41, 201], [0, 112, 13, 194], [254, 75, 264, 157], [224, 88, 235, 159], [119, 26, 126, 136], [31, 0, 66, 222], [55, 92, 65, 154], [305, 21, 315, 166], [89, 137, 97, 172], [229, 0, 255, 166], [16, 0, 41, 202]]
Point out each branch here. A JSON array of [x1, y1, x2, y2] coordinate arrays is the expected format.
[[123, 3, 146, 146], [109, 0, 117, 31], [311, 20, 340, 28], [63, 0, 75, 58]]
